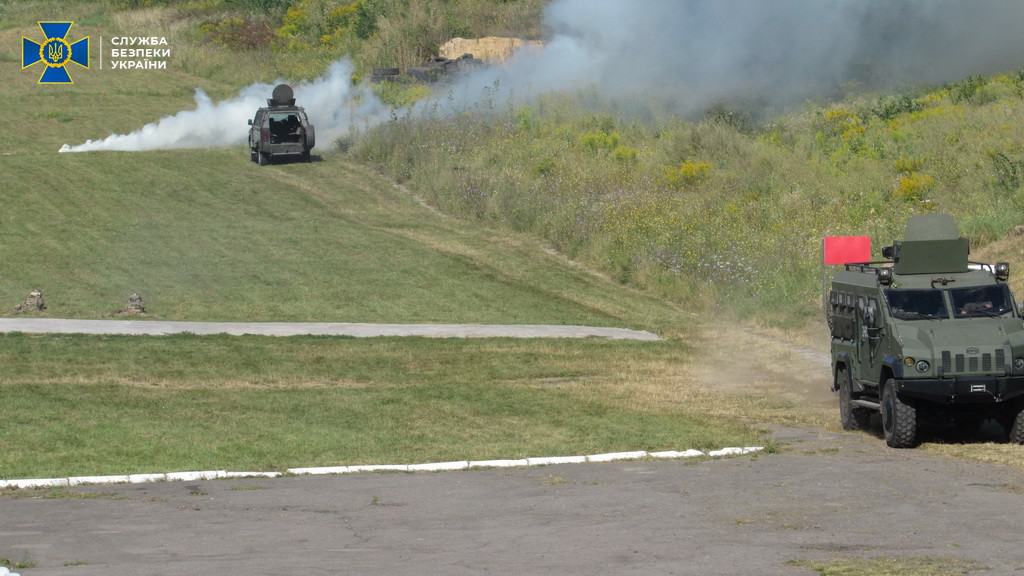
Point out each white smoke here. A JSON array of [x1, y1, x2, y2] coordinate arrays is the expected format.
[[60, 59, 385, 153], [60, 0, 1024, 153]]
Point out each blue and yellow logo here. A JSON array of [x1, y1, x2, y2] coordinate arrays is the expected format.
[[22, 22, 89, 84]]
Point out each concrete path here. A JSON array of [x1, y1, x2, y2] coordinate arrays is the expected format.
[[2, 428, 1022, 575], [0, 318, 660, 341]]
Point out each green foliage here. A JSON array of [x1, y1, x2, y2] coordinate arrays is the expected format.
[[580, 129, 621, 152], [353, 71, 1024, 322], [989, 151, 1024, 192], [199, 15, 274, 49]]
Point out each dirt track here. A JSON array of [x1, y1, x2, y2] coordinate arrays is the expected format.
[[2, 427, 1023, 575]]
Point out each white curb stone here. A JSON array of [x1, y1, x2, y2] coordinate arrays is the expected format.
[[0, 446, 765, 490], [648, 449, 705, 459], [469, 459, 530, 468], [347, 465, 410, 473], [586, 451, 648, 463], [69, 475, 131, 486], [526, 455, 587, 466], [8, 478, 69, 489], [288, 466, 353, 476], [407, 461, 469, 472], [224, 471, 282, 479], [166, 470, 226, 482], [707, 447, 764, 457], [128, 473, 167, 484]]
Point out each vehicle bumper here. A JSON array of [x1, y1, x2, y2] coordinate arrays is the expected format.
[[895, 375, 1024, 404], [266, 144, 307, 156]]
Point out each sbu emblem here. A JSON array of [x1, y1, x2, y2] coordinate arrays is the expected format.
[[22, 22, 89, 84]]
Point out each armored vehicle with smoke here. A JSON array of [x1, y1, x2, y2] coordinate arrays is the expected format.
[[248, 84, 315, 165], [828, 214, 1024, 448]]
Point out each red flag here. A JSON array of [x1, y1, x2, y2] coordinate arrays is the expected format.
[[823, 236, 872, 265]]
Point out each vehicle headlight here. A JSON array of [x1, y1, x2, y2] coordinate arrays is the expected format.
[[1015, 358, 1024, 371], [915, 360, 930, 373]]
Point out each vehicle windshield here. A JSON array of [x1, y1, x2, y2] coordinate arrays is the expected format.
[[950, 284, 1015, 318], [885, 289, 948, 320]]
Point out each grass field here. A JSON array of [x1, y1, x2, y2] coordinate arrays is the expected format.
[[0, 8, 760, 479], [0, 333, 766, 478]]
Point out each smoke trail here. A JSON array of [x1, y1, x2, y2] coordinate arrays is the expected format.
[[441, 0, 1024, 116], [60, 60, 385, 153], [61, 0, 1024, 153]]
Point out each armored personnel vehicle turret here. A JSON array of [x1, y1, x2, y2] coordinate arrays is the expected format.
[[248, 84, 315, 165], [828, 214, 1024, 447]]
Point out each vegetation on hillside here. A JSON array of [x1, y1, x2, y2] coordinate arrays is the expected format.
[[352, 74, 1024, 322]]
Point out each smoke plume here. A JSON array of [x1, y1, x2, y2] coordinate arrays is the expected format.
[[60, 60, 385, 153], [61, 0, 1024, 153]]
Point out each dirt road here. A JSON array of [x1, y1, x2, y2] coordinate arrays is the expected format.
[[2, 427, 1022, 575]]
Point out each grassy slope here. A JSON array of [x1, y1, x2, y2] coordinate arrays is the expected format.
[[352, 76, 1024, 324], [0, 7, 759, 478], [0, 54, 630, 325]]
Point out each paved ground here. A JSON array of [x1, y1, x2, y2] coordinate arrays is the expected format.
[[0, 318, 659, 341], [2, 428, 1023, 576]]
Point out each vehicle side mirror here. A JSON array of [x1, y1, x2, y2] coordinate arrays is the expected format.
[[248, 119, 253, 126]]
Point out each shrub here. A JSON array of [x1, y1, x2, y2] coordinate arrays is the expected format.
[[612, 145, 638, 164], [893, 172, 936, 202], [580, 130, 620, 152], [663, 160, 711, 188], [200, 16, 274, 50]]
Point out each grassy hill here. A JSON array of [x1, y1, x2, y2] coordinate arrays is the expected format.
[[0, 3, 771, 479], [353, 79, 1024, 324]]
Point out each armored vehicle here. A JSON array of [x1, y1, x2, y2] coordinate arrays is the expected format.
[[248, 84, 315, 165], [828, 214, 1024, 448]]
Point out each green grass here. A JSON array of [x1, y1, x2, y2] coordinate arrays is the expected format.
[[352, 75, 1024, 324], [0, 14, 677, 326], [0, 333, 759, 478]]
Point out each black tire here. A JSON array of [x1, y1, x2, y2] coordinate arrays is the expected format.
[[838, 366, 871, 431], [1009, 407, 1024, 444], [881, 378, 918, 448], [258, 151, 270, 166], [302, 150, 311, 163], [250, 149, 257, 163]]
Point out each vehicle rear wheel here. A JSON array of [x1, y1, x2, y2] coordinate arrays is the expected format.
[[1009, 406, 1024, 444], [881, 379, 918, 448], [838, 366, 871, 431]]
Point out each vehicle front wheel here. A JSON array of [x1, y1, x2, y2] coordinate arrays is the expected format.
[[1009, 406, 1024, 444], [258, 151, 270, 166], [838, 366, 871, 431], [881, 379, 918, 448]]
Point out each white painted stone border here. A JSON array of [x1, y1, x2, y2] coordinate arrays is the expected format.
[[0, 447, 763, 490]]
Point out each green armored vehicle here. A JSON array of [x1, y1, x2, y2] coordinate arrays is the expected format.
[[248, 84, 315, 165], [828, 214, 1024, 448]]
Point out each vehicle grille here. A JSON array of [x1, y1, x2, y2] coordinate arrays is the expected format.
[[941, 348, 1008, 375]]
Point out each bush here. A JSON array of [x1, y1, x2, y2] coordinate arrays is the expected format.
[[893, 173, 936, 202]]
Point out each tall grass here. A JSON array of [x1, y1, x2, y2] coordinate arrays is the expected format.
[[352, 76, 1024, 322]]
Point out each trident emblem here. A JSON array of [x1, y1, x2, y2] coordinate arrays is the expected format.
[[22, 21, 89, 84]]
